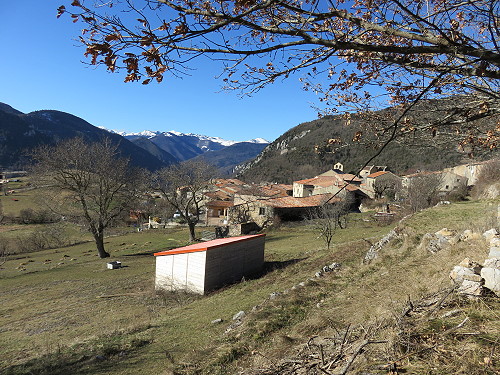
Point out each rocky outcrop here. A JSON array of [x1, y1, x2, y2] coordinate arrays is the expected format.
[[363, 228, 402, 263], [419, 228, 458, 254], [450, 258, 484, 297], [450, 228, 500, 297]]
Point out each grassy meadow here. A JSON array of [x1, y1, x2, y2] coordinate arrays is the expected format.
[[0, 189, 499, 374]]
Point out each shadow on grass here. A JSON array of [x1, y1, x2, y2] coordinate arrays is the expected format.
[[121, 251, 156, 257], [261, 234, 296, 242], [257, 257, 307, 277]]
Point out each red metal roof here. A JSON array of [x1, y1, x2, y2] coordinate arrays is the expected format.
[[154, 234, 266, 256]]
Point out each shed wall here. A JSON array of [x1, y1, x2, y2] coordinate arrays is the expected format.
[[204, 236, 265, 292], [155, 251, 207, 294]]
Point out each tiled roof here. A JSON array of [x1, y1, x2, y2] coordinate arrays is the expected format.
[[257, 193, 341, 208], [366, 171, 389, 178], [294, 176, 341, 187], [237, 183, 292, 198], [339, 173, 362, 182], [295, 174, 361, 186], [204, 190, 232, 200], [206, 200, 234, 208]]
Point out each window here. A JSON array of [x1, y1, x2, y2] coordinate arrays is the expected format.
[[259, 207, 266, 215]]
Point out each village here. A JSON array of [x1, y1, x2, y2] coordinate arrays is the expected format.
[[143, 160, 487, 235]]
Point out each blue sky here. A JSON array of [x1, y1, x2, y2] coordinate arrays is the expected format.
[[0, 1, 323, 142]]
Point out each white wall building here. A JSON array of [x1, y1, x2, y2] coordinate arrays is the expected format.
[[154, 234, 265, 294]]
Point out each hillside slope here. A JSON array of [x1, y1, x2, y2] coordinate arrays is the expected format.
[[238, 98, 499, 183], [0, 104, 171, 170], [191, 142, 268, 175], [1, 198, 498, 375]]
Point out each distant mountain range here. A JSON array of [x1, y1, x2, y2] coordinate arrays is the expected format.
[[109, 129, 268, 162], [0, 102, 269, 173]]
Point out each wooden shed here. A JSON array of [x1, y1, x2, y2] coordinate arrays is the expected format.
[[154, 234, 265, 294]]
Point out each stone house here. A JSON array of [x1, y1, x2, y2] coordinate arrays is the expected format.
[[362, 171, 402, 199], [292, 170, 361, 198], [203, 181, 293, 226], [444, 161, 488, 186], [359, 165, 388, 180], [228, 193, 342, 227], [402, 170, 468, 195]]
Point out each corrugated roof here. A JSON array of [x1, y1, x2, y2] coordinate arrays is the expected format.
[[366, 171, 389, 178], [154, 234, 266, 256]]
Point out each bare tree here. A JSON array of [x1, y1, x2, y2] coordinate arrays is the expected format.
[[153, 160, 217, 242], [31, 137, 143, 258], [60, 1, 499, 151], [406, 174, 442, 212], [308, 198, 352, 250], [373, 174, 402, 200]]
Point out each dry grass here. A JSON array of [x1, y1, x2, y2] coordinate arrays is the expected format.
[[1, 199, 498, 374]]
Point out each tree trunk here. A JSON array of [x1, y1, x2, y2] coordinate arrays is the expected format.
[[188, 221, 196, 242], [94, 231, 110, 258]]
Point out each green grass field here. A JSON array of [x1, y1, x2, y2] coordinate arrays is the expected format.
[[1, 199, 498, 374]]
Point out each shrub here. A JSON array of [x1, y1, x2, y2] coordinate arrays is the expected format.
[[471, 159, 500, 199], [20, 208, 59, 224]]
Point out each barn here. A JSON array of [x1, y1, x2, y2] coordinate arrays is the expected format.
[[154, 234, 265, 294]]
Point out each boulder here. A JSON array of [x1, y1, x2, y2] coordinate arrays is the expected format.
[[489, 238, 500, 258], [232, 311, 245, 321], [450, 265, 478, 284], [457, 279, 484, 297], [458, 258, 482, 274], [484, 258, 500, 268], [421, 232, 450, 254], [483, 228, 499, 242], [489, 247, 500, 259], [459, 229, 482, 242], [481, 258, 500, 296]]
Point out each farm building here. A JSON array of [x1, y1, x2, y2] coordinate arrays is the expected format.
[[154, 234, 265, 294]]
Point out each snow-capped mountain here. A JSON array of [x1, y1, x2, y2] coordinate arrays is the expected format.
[[109, 129, 268, 145], [105, 128, 269, 163]]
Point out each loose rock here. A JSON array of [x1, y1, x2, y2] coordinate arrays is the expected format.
[[232, 311, 245, 321], [483, 228, 499, 242], [457, 279, 484, 297], [481, 259, 500, 296]]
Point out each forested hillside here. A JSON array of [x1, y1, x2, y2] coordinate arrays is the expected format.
[[238, 97, 499, 183]]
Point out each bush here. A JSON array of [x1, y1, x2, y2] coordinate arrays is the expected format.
[[20, 208, 59, 224], [15, 225, 66, 254], [471, 159, 500, 199]]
